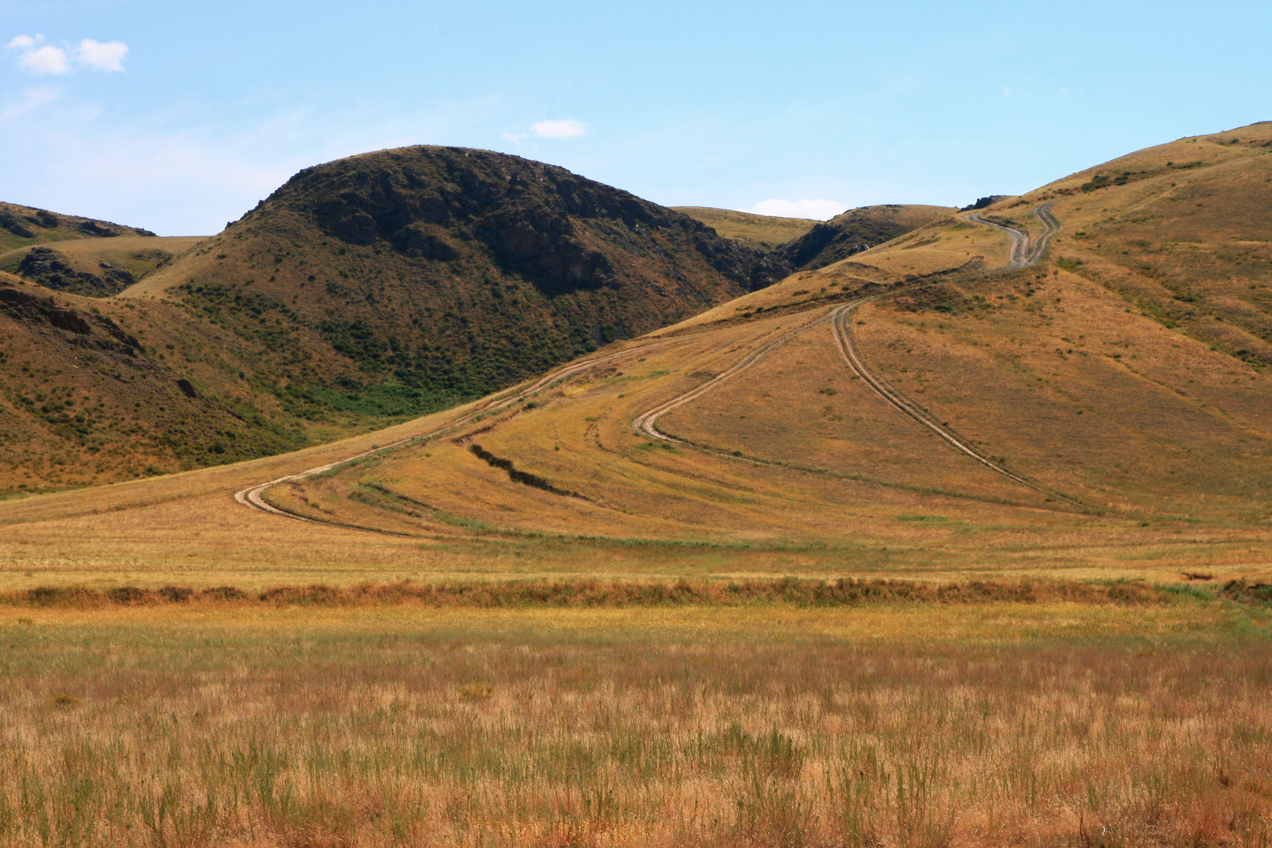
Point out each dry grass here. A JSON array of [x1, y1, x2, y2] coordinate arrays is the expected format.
[[0, 235, 206, 280], [674, 207, 818, 250], [1, 599, 1268, 847]]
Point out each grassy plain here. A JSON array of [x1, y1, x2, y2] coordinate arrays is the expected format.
[[3, 595, 1270, 848]]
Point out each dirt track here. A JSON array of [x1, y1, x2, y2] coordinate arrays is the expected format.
[[966, 201, 1058, 268], [633, 201, 1083, 509]]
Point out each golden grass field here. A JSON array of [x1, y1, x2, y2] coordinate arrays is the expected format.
[[3, 125, 1272, 846], [1, 595, 1269, 847]]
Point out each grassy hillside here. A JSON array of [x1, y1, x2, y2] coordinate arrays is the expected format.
[[0, 276, 307, 494], [2, 124, 1270, 576], [674, 206, 817, 249], [166, 122, 1272, 581]]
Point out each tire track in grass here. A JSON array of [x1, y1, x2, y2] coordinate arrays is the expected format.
[[633, 202, 1087, 510], [966, 201, 1059, 268], [234, 342, 669, 524], [828, 201, 1085, 508], [830, 299, 1085, 509]]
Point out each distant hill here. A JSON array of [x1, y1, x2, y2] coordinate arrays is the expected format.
[[775, 204, 955, 270], [673, 207, 817, 250], [0, 235, 205, 298], [0, 201, 156, 253]]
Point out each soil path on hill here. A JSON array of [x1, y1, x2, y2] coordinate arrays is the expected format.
[[966, 202, 1059, 268], [832, 202, 1081, 506], [631, 312, 834, 444], [636, 202, 1084, 509]]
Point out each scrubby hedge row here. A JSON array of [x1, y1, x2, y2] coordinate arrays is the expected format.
[[0, 576, 1187, 609]]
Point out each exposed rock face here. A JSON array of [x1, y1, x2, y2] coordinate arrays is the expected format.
[[0, 285, 142, 355], [17, 247, 136, 297]]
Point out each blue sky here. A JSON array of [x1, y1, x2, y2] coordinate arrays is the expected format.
[[3, 0, 1269, 235]]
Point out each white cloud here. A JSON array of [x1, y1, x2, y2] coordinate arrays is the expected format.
[[19, 44, 71, 75], [500, 130, 523, 146], [7, 34, 129, 75], [749, 199, 847, 220], [77, 39, 127, 72], [529, 119, 587, 139]]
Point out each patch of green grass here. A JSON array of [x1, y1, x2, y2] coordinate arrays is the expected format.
[[304, 383, 469, 418]]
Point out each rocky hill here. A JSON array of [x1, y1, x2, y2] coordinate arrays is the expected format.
[[0, 201, 155, 253]]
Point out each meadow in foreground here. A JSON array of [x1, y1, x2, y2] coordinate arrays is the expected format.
[[2, 588, 1270, 847]]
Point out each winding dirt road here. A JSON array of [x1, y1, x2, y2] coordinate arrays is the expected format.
[[632, 312, 834, 443], [966, 202, 1059, 268], [632, 200, 1082, 508]]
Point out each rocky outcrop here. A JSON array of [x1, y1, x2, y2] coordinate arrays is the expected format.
[[17, 247, 136, 297], [0, 285, 143, 355], [0, 210, 34, 238], [0, 202, 157, 242], [958, 195, 1010, 212]]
